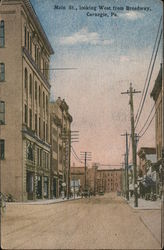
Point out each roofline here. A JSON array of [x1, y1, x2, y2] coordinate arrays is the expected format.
[[25, 0, 54, 54], [3, 0, 54, 54]]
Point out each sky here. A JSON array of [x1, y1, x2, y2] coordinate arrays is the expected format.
[[31, 0, 162, 167]]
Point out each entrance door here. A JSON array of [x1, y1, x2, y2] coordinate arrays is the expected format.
[[26, 172, 34, 200], [53, 178, 57, 198], [36, 176, 42, 199], [44, 177, 48, 198]]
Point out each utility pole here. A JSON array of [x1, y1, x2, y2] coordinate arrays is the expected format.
[[160, 1, 164, 248], [121, 83, 141, 207], [121, 132, 130, 200], [80, 152, 92, 190], [61, 130, 79, 199]]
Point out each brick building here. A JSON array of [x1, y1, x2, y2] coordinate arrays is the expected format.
[[0, 0, 54, 201], [96, 166, 122, 193]]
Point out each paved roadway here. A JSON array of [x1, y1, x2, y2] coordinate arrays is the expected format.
[[1, 193, 161, 249]]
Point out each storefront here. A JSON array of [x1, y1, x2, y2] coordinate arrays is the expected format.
[[44, 176, 49, 198], [26, 171, 34, 200], [36, 175, 42, 199]]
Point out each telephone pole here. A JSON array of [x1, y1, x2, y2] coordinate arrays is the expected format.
[[61, 130, 79, 199], [121, 132, 130, 200], [121, 83, 141, 207], [80, 152, 92, 190], [160, 1, 164, 248]]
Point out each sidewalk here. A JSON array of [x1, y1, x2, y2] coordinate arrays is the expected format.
[[125, 196, 162, 245], [127, 197, 161, 210], [7, 196, 81, 205]]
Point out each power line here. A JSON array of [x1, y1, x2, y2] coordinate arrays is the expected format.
[[135, 29, 162, 129], [139, 112, 156, 138], [71, 146, 84, 164], [135, 18, 162, 128], [138, 103, 155, 135], [139, 98, 162, 138], [135, 16, 162, 125]]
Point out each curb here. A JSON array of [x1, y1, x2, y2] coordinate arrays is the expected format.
[[7, 197, 82, 205]]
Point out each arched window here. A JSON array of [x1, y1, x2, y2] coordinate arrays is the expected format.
[[29, 74, 32, 96], [0, 63, 5, 81], [0, 20, 5, 47]]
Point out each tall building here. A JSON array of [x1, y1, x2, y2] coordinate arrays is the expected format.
[[49, 98, 72, 198], [0, 0, 54, 201]]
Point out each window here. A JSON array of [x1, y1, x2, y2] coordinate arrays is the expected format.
[[0, 139, 5, 159], [0, 63, 5, 81], [0, 20, 5, 47], [24, 104, 27, 124], [30, 35, 32, 54], [35, 45, 37, 62], [39, 86, 41, 106], [35, 113, 37, 133], [24, 26, 26, 47], [43, 121, 45, 140], [0, 101, 5, 124], [46, 123, 48, 142], [27, 31, 29, 51], [29, 74, 32, 96], [46, 95, 48, 113], [43, 91, 45, 109], [39, 117, 41, 137], [29, 108, 32, 129], [35, 81, 37, 101], [27, 143, 33, 161], [24, 68, 28, 89], [37, 148, 40, 166]]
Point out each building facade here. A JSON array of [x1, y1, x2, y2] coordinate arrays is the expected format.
[[70, 166, 85, 193], [151, 65, 162, 162], [96, 167, 122, 193], [151, 65, 163, 197], [50, 98, 72, 198], [0, 0, 54, 201]]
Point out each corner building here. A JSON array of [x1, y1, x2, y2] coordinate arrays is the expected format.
[[0, 0, 54, 201]]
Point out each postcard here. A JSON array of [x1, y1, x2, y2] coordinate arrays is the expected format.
[[0, 0, 164, 249]]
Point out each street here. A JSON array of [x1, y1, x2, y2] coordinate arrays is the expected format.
[[1, 193, 161, 249]]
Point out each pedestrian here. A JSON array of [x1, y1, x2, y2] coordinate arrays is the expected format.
[[61, 190, 65, 200]]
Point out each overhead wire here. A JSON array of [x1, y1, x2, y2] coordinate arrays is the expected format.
[[139, 98, 162, 138], [135, 28, 162, 129], [134, 16, 162, 128], [137, 103, 155, 135]]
